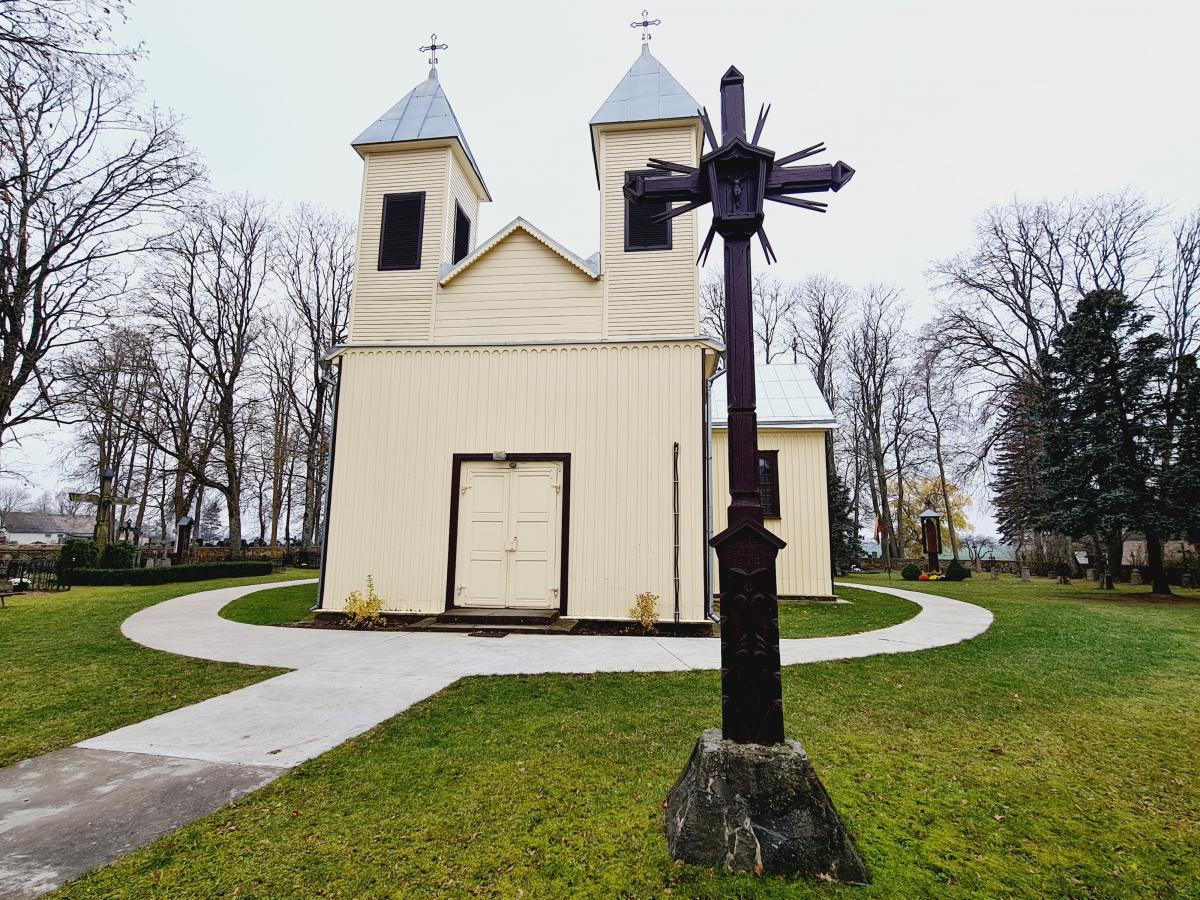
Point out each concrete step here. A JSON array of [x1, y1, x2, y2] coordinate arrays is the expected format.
[[437, 607, 560, 627]]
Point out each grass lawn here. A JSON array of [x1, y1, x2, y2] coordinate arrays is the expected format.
[[777, 586, 917, 638], [0, 570, 308, 767], [57, 575, 1200, 898], [219, 582, 318, 625], [220, 582, 919, 636]]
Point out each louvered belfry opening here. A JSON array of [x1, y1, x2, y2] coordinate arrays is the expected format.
[[624, 169, 671, 251], [452, 202, 471, 264], [378, 191, 425, 270]]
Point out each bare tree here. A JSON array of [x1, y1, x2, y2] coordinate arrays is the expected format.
[[751, 273, 798, 362], [918, 345, 967, 559], [0, 0, 130, 64], [788, 274, 851, 403], [699, 273, 725, 344], [145, 197, 272, 555], [0, 45, 198, 451], [0, 481, 27, 519], [844, 283, 907, 561], [274, 204, 353, 549]]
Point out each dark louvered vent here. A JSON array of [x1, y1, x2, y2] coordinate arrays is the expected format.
[[453, 202, 471, 264], [378, 192, 425, 270], [625, 170, 672, 252]]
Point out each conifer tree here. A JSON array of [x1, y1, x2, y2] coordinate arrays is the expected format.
[[1037, 290, 1173, 593], [827, 467, 861, 576]]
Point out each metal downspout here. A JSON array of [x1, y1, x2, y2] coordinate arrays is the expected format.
[[673, 441, 681, 624], [313, 360, 342, 612], [703, 362, 724, 622]]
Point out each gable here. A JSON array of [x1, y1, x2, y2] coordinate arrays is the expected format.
[[434, 229, 603, 342]]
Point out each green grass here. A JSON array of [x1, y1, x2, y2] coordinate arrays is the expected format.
[[0, 571, 308, 767], [219, 583, 318, 626], [57, 575, 1200, 898], [221, 583, 916, 636], [777, 586, 917, 638]]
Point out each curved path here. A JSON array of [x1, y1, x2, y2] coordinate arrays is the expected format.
[[81, 579, 992, 768], [2, 580, 990, 898]]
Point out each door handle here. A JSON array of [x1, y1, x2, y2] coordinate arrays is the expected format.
[[506, 536, 518, 553]]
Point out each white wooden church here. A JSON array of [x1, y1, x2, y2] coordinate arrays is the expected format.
[[318, 43, 835, 625]]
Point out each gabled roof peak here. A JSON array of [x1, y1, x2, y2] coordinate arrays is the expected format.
[[589, 45, 700, 127], [439, 217, 600, 286], [352, 70, 490, 200]]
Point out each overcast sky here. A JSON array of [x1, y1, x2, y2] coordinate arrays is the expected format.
[[7, 0, 1199, 533]]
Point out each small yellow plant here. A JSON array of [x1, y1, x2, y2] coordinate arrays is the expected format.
[[343, 575, 384, 628], [630, 591, 660, 634]]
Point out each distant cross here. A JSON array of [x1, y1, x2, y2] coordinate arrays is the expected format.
[[630, 9, 660, 41], [419, 33, 448, 68]]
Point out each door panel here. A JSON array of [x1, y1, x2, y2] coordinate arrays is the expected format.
[[454, 460, 562, 609]]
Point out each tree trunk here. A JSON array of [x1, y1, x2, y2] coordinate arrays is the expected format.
[[1144, 529, 1173, 595]]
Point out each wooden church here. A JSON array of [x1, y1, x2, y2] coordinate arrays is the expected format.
[[318, 43, 836, 625]]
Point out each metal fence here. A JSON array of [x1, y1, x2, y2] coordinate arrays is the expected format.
[[0, 557, 70, 592]]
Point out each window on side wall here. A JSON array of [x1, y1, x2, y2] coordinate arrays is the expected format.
[[452, 202, 471, 265], [758, 450, 781, 519], [624, 170, 672, 251], [378, 192, 425, 270]]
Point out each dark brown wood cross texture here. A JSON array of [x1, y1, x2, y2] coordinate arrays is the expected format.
[[625, 67, 855, 745]]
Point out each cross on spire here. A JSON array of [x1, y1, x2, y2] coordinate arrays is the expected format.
[[419, 33, 448, 69], [630, 9, 660, 42]]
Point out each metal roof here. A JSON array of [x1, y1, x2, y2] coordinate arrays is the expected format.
[[711, 364, 837, 430], [0, 512, 94, 535], [352, 68, 490, 199], [439, 217, 600, 285], [589, 44, 700, 126]]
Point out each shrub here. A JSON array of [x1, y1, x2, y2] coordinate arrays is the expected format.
[[630, 591, 660, 633], [944, 559, 971, 582], [901, 563, 921, 581], [100, 540, 136, 569], [343, 575, 384, 628], [71, 561, 272, 586], [58, 538, 98, 574]]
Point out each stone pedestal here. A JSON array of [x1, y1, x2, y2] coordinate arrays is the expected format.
[[1130, 568, 1143, 585], [666, 728, 868, 883], [1086, 567, 1096, 581], [1020, 567, 1031, 582], [990, 567, 999, 580]]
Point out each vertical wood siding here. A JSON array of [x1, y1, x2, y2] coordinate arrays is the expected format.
[[323, 342, 708, 620], [711, 429, 834, 597], [598, 125, 700, 339], [349, 146, 449, 342], [433, 231, 603, 341]]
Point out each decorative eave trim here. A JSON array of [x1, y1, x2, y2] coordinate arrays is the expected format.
[[712, 420, 839, 432], [323, 335, 724, 362], [438, 217, 600, 286]]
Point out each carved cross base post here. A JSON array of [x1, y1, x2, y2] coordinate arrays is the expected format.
[[711, 518, 787, 745]]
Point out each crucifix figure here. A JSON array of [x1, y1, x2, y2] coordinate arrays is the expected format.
[[628, 66, 867, 882], [625, 66, 854, 746], [419, 33, 448, 69]]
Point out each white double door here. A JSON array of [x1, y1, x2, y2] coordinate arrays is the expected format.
[[455, 460, 563, 609]]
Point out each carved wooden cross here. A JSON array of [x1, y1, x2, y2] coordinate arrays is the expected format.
[[625, 67, 855, 745], [69, 467, 134, 553]]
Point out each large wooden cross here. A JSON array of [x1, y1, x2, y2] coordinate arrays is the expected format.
[[69, 467, 134, 553], [625, 67, 855, 745]]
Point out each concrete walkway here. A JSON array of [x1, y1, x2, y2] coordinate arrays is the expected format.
[[0, 580, 991, 897]]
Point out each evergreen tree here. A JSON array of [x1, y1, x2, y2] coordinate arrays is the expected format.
[[992, 380, 1047, 550], [1036, 290, 1173, 593], [827, 467, 861, 576], [1164, 354, 1200, 544]]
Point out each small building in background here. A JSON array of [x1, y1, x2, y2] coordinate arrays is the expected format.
[[711, 365, 836, 599], [0, 512, 94, 545]]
